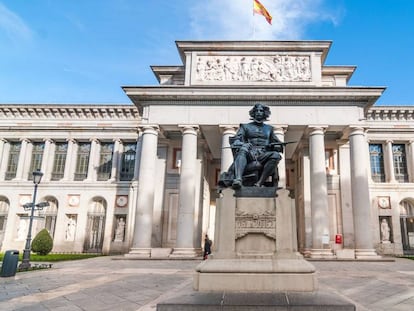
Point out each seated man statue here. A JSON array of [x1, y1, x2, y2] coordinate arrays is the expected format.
[[219, 103, 283, 190]]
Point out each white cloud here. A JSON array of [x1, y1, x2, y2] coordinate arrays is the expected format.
[[0, 2, 33, 42], [189, 0, 341, 40]]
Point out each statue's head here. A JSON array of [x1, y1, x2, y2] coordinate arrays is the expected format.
[[249, 103, 270, 122]]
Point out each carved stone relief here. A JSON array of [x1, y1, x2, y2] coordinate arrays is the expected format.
[[194, 55, 311, 83], [235, 202, 276, 240]]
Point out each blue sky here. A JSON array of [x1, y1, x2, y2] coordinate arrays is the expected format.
[[0, 0, 413, 105]]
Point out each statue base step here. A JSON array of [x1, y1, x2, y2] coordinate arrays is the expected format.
[[194, 258, 317, 292], [157, 291, 355, 311]]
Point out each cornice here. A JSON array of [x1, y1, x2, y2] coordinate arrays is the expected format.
[[0, 104, 140, 120]]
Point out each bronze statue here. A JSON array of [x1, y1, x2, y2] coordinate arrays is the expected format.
[[219, 103, 284, 190]]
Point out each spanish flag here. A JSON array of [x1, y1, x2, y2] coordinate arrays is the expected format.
[[253, 0, 272, 25]]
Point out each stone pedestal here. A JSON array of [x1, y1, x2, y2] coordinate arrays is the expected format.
[[194, 188, 318, 292]]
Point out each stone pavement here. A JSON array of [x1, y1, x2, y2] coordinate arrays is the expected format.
[[0, 256, 413, 311]]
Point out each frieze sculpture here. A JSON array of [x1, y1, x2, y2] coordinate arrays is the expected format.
[[195, 55, 311, 82], [219, 103, 291, 194]]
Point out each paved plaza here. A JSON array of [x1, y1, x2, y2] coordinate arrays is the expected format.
[[0, 256, 413, 311]]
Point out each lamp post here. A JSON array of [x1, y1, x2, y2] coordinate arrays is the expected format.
[[19, 170, 48, 269]]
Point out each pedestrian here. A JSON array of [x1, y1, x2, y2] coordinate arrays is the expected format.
[[203, 234, 212, 260]]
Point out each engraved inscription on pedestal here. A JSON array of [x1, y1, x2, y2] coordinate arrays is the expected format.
[[194, 55, 311, 84], [235, 210, 276, 240], [235, 198, 277, 255]]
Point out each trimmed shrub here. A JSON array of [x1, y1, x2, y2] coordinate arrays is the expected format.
[[31, 229, 53, 255]]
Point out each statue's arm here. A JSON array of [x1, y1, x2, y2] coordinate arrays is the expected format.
[[268, 128, 284, 153], [231, 124, 246, 147]]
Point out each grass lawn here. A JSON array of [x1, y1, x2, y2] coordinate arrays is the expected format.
[[0, 253, 102, 262]]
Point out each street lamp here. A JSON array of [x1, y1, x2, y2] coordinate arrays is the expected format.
[[19, 170, 49, 269]]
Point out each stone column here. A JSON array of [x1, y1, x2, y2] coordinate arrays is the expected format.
[[63, 139, 76, 181], [348, 127, 380, 259], [384, 140, 396, 183], [41, 138, 54, 181], [408, 141, 414, 182], [273, 126, 287, 189], [15, 139, 30, 180], [308, 126, 333, 258], [128, 125, 159, 258], [171, 125, 199, 257], [219, 125, 237, 173], [110, 138, 122, 181], [86, 138, 99, 181]]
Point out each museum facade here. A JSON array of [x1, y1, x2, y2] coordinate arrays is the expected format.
[[0, 41, 413, 258]]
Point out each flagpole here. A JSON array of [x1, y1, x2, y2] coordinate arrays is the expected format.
[[252, 1, 256, 40]]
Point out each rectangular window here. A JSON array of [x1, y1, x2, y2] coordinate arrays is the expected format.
[[120, 143, 136, 181], [393, 144, 408, 182], [74, 143, 91, 181], [5, 142, 21, 180], [28, 142, 45, 179], [369, 144, 385, 182], [51, 142, 68, 180], [97, 143, 114, 181]]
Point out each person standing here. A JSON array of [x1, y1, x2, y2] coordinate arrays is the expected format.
[[203, 234, 212, 260]]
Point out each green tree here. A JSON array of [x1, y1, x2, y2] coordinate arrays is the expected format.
[[31, 229, 53, 255]]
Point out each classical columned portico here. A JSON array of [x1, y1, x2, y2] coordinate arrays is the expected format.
[[128, 125, 159, 257], [171, 125, 199, 257], [219, 125, 237, 173], [348, 127, 380, 259], [308, 126, 333, 258]]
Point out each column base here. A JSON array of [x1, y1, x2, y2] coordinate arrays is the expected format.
[[124, 248, 151, 259], [170, 248, 201, 258], [309, 249, 335, 259], [355, 249, 382, 260]]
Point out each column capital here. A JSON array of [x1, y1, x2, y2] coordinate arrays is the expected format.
[[139, 124, 160, 135], [307, 125, 328, 136], [43, 138, 54, 143], [178, 125, 199, 135], [385, 139, 394, 144], [20, 138, 30, 143], [66, 138, 77, 143], [271, 124, 288, 134], [113, 138, 122, 143], [0, 138, 8, 143], [219, 125, 237, 135]]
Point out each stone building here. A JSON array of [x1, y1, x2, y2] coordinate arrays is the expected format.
[[0, 40, 413, 257]]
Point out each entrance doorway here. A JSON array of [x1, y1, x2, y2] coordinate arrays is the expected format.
[[84, 198, 106, 253], [400, 200, 414, 254]]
